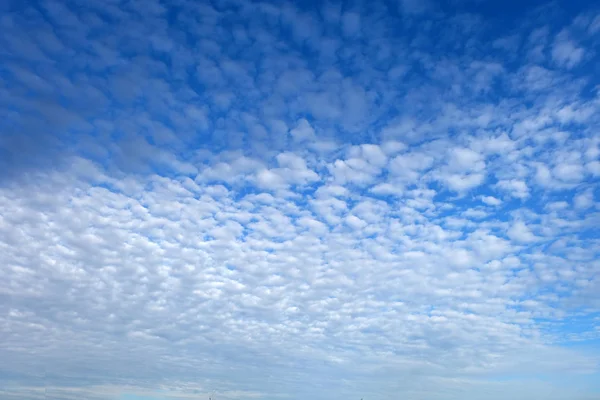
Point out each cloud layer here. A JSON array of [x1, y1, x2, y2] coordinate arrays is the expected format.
[[1, 0, 599, 399]]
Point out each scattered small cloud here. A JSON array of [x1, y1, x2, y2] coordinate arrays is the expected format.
[[1, 0, 599, 399]]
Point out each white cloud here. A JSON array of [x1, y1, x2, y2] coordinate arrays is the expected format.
[[443, 173, 486, 192], [534, 163, 553, 187], [495, 179, 530, 199], [471, 134, 515, 155], [327, 154, 383, 186], [276, 152, 306, 170], [314, 184, 349, 198], [345, 214, 368, 230], [553, 162, 585, 183], [574, 189, 594, 210], [432, 147, 488, 193], [290, 118, 316, 142], [507, 221, 539, 243], [388, 152, 434, 186], [253, 153, 319, 190], [481, 195, 502, 206], [370, 182, 404, 196], [448, 147, 485, 172], [2, 1, 600, 399], [255, 168, 287, 189], [551, 30, 585, 69], [358, 144, 388, 168], [545, 201, 569, 211], [4, 159, 598, 398], [587, 160, 600, 176], [381, 140, 407, 155], [199, 156, 264, 184]]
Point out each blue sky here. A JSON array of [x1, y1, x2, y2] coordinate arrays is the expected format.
[[0, 0, 599, 399]]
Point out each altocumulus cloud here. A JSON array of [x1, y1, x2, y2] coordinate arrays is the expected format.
[[1, 0, 600, 399]]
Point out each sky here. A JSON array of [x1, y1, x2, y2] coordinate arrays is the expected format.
[[0, 0, 599, 399]]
